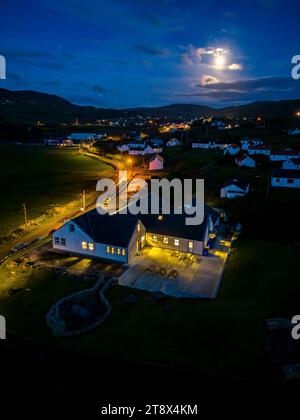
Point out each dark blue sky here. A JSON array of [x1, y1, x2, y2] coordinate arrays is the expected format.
[[1, 0, 300, 108]]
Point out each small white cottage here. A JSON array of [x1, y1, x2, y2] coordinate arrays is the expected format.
[[166, 138, 180, 147], [282, 158, 300, 170], [271, 169, 300, 188], [220, 179, 250, 199], [224, 144, 240, 155], [235, 154, 256, 168]]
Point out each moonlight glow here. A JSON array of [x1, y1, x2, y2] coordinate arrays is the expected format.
[[214, 54, 226, 69]]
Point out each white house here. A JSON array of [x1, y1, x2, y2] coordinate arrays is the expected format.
[[235, 154, 256, 168], [220, 179, 250, 199], [117, 144, 129, 153], [248, 145, 271, 156], [192, 140, 212, 149], [52, 203, 220, 262], [288, 128, 300, 135], [148, 154, 164, 170], [282, 158, 300, 170], [144, 144, 163, 155], [128, 147, 144, 155], [241, 138, 264, 150], [224, 144, 240, 155], [68, 133, 96, 142], [269, 150, 300, 161], [271, 169, 300, 188], [166, 138, 181, 147]]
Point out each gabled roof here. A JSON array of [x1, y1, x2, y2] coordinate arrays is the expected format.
[[272, 169, 300, 179], [149, 154, 164, 163], [287, 158, 300, 164], [139, 204, 218, 242], [73, 211, 138, 247], [224, 178, 249, 190], [236, 154, 253, 163]]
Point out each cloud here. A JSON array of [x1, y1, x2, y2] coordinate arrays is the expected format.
[[228, 63, 242, 70], [134, 44, 170, 56], [181, 44, 230, 66], [181, 76, 300, 103], [200, 75, 219, 86], [196, 76, 298, 92]]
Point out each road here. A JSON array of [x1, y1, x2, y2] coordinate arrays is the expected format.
[[0, 152, 137, 261]]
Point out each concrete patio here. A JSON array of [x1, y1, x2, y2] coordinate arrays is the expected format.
[[119, 236, 230, 298]]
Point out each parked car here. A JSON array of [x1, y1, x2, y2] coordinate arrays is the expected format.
[[28, 237, 42, 246], [10, 242, 29, 253]]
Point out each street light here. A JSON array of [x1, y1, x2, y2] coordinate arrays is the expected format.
[[127, 158, 133, 179]]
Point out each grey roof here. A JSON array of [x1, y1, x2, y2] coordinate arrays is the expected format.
[[272, 169, 300, 179], [73, 211, 138, 247], [138, 203, 219, 242], [71, 194, 219, 245]]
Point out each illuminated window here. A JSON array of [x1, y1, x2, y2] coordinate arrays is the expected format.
[[137, 224, 141, 232], [163, 237, 168, 244], [141, 235, 145, 242], [111, 247, 115, 254], [122, 249, 126, 256], [69, 224, 75, 232], [188, 241, 193, 249], [152, 235, 158, 242], [61, 238, 66, 246], [174, 239, 180, 246], [82, 241, 87, 250], [88, 243, 94, 251], [106, 246, 110, 253], [117, 248, 120, 255]]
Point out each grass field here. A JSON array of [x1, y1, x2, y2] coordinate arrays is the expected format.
[[0, 235, 299, 379], [0, 145, 113, 238]]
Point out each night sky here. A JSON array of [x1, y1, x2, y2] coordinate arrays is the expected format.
[[1, 0, 300, 108]]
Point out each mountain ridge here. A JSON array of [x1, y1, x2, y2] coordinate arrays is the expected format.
[[0, 88, 300, 123]]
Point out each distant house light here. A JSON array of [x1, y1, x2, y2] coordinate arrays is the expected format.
[[122, 249, 126, 256], [163, 237, 169, 244], [106, 246, 110, 253], [117, 248, 121, 255], [111, 247, 115, 254], [174, 239, 180, 246], [188, 241, 193, 249], [153, 235, 158, 242], [88, 243, 94, 251], [82, 241, 87, 250], [137, 224, 141, 232]]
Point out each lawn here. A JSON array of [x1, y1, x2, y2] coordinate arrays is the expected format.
[[0, 144, 113, 239], [1, 236, 299, 379]]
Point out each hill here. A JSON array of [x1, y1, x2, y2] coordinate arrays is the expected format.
[[0, 88, 300, 123]]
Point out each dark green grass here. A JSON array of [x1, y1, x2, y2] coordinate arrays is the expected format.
[[0, 145, 113, 235], [1, 237, 299, 378]]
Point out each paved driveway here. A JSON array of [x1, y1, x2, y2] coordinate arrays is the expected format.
[[119, 237, 230, 299]]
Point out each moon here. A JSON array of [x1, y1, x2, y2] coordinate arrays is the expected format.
[[214, 54, 226, 69]]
